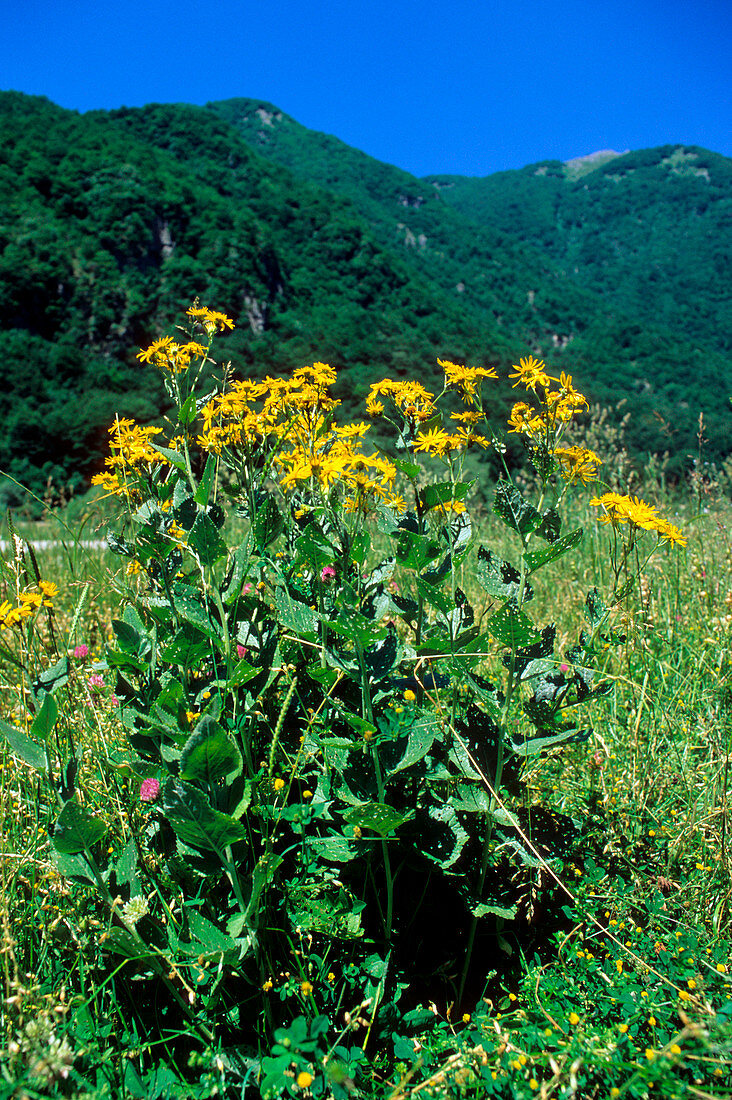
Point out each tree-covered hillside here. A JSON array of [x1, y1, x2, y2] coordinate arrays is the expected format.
[[0, 91, 730, 506], [205, 100, 732, 472]]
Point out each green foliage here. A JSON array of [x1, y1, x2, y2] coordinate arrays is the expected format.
[[1, 92, 730, 508]]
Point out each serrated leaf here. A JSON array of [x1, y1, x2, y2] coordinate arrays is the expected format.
[[33, 656, 69, 697], [415, 575, 453, 615], [486, 603, 541, 648], [188, 513, 227, 565], [493, 481, 540, 536], [470, 901, 518, 920], [509, 724, 591, 757], [178, 392, 198, 426], [420, 480, 473, 512], [274, 588, 320, 635], [150, 442, 187, 472], [163, 780, 247, 852], [386, 713, 440, 777], [524, 527, 583, 572], [395, 529, 441, 572], [180, 717, 242, 784], [585, 587, 606, 628], [254, 495, 284, 549], [187, 908, 240, 955], [477, 546, 533, 601]]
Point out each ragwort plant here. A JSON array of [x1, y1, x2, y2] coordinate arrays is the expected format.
[[0, 308, 687, 1096]]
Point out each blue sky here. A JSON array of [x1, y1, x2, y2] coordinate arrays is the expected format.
[[3, 0, 730, 177]]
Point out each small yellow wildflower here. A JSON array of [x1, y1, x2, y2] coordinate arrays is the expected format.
[[296, 1071, 313, 1089], [403, 688, 416, 702], [300, 981, 313, 997], [568, 1012, 580, 1026], [274, 778, 285, 792]]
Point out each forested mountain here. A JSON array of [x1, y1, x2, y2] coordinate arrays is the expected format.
[[0, 91, 729, 506]]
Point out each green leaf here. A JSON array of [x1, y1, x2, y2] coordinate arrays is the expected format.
[[52, 800, 107, 855], [508, 724, 591, 757], [418, 802, 468, 868], [178, 392, 198, 426], [294, 523, 335, 571], [477, 546, 532, 601], [162, 780, 247, 852], [385, 713, 440, 777], [392, 457, 421, 479], [254, 496, 284, 549], [31, 693, 57, 741], [33, 656, 69, 697], [160, 623, 211, 668], [524, 527, 583, 573], [493, 481, 540, 536], [344, 802, 411, 837], [585, 587, 606, 628], [274, 588, 320, 635], [0, 720, 47, 772], [415, 575, 453, 615], [172, 590, 221, 639], [194, 453, 217, 506], [187, 908, 241, 956], [180, 717, 242, 784], [188, 512, 227, 565], [420, 480, 473, 512], [486, 603, 541, 648], [149, 442, 187, 472], [470, 901, 518, 920], [395, 529, 441, 572]]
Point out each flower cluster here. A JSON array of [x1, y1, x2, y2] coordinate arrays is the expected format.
[[590, 492, 686, 546], [91, 419, 169, 499], [0, 582, 57, 630], [508, 357, 589, 440]]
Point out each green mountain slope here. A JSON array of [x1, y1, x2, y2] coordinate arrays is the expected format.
[[0, 91, 729, 506], [0, 93, 511, 504], [426, 145, 732, 357]]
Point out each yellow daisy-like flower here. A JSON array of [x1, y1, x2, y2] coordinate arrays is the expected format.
[[509, 355, 552, 391]]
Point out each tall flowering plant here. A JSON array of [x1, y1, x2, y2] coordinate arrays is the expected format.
[[3, 307, 685, 1091]]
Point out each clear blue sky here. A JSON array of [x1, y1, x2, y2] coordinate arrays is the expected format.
[[3, 0, 730, 178]]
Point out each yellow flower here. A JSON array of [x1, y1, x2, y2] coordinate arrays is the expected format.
[[296, 1071, 313, 1089], [38, 580, 59, 605], [568, 1012, 580, 1026], [403, 689, 416, 702], [274, 778, 285, 792], [509, 355, 551, 390], [300, 981, 313, 997], [412, 427, 451, 455]]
